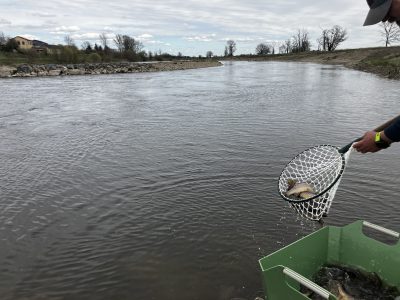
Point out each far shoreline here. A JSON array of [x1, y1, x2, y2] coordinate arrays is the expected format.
[[0, 60, 222, 78], [1, 46, 399, 80], [221, 46, 400, 80]]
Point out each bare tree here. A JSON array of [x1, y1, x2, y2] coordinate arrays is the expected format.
[[317, 29, 328, 51], [379, 22, 400, 47], [224, 46, 228, 57], [114, 34, 144, 56], [284, 39, 292, 54], [122, 35, 143, 53], [114, 34, 124, 52], [99, 33, 109, 50], [317, 26, 347, 51], [122, 35, 136, 52], [226, 40, 236, 56], [0, 31, 7, 47], [64, 35, 75, 47], [270, 41, 278, 55], [279, 43, 286, 54], [81, 41, 92, 51], [329, 25, 347, 51], [206, 51, 213, 58], [133, 39, 144, 53], [291, 29, 311, 53], [291, 31, 301, 53], [255, 43, 271, 55]]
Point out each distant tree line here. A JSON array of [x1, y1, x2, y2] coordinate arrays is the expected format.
[[278, 26, 347, 54], [214, 26, 348, 59], [0, 31, 196, 64], [56, 34, 154, 63]]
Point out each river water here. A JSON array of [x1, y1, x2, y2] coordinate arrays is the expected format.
[[1, 61, 400, 300]]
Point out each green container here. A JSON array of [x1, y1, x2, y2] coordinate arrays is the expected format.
[[259, 220, 400, 300]]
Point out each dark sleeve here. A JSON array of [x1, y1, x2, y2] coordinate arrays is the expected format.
[[384, 118, 400, 142]]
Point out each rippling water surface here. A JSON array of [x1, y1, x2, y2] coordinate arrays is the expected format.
[[1, 61, 400, 300]]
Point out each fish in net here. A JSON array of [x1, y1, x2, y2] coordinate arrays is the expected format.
[[278, 145, 353, 221]]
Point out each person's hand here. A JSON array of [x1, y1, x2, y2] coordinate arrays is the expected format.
[[353, 131, 381, 153]]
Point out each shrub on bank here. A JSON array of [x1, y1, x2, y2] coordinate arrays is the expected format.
[[1, 39, 18, 52], [86, 53, 102, 63], [53, 46, 79, 64]]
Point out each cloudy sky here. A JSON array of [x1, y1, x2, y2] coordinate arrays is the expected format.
[[0, 0, 388, 56]]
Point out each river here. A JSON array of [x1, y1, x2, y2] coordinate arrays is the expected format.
[[1, 61, 400, 300]]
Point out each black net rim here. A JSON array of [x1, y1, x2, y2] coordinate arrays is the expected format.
[[278, 144, 346, 204]]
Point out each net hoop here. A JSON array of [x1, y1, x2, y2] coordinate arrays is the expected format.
[[278, 145, 345, 204], [278, 144, 351, 221]]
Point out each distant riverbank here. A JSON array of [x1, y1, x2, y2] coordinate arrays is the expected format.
[[2, 47, 399, 80], [227, 46, 400, 80], [0, 60, 222, 78]]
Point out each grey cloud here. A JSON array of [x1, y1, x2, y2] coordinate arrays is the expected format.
[[71, 32, 100, 40], [0, 18, 11, 25], [184, 34, 217, 42], [30, 12, 57, 17]]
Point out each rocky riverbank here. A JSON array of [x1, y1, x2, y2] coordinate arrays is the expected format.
[[0, 60, 222, 78]]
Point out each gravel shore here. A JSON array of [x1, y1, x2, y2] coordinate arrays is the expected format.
[[0, 60, 222, 78]]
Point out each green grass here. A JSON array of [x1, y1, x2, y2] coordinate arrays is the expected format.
[[387, 57, 400, 66], [0, 51, 123, 66], [0, 52, 28, 65], [0, 50, 166, 66], [0, 51, 57, 66], [366, 58, 390, 66], [364, 56, 400, 67]]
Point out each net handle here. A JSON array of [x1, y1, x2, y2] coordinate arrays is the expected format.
[[338, 115, 400, 154]]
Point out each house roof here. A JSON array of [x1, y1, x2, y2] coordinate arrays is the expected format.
[[14, 36, 33, 41], [32, 40, 48, 47]]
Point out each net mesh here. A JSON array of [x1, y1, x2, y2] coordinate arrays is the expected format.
[[278, 145, 353, 221]]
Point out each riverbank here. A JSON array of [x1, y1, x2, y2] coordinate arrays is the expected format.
[[0, 60, 222, 78], [229, 46, 400, 80], [2, 47, 399, 79]]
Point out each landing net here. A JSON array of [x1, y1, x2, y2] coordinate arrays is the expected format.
[[278, 145, 353, 221]]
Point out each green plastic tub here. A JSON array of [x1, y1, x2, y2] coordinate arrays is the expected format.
[[259, 220, 400, 300]]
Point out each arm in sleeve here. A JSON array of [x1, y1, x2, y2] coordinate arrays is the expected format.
[[384, 117, 400, 142]]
